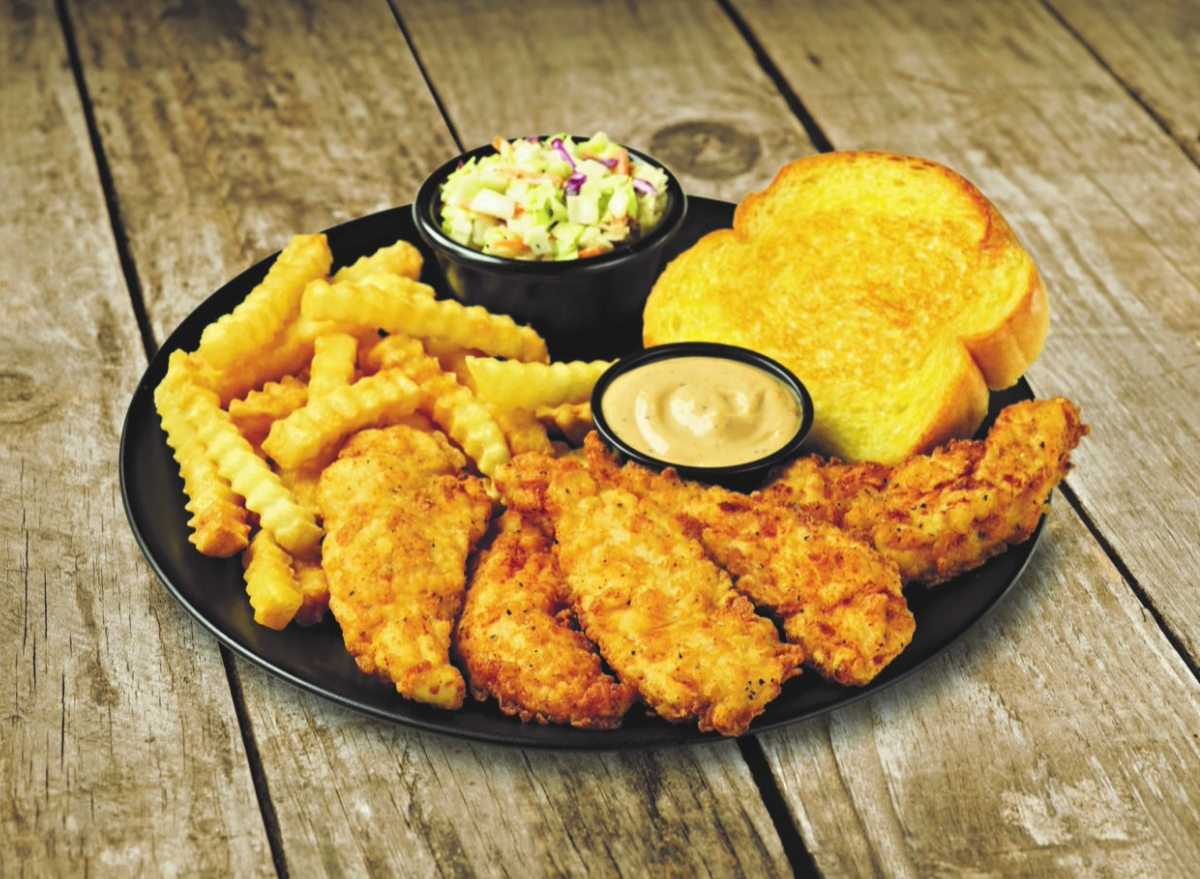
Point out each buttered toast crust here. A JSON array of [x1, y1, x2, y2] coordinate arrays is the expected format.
[[642, 151, 1049, 465]]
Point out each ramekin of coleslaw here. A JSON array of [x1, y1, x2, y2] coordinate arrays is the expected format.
[[413, 133, 687, 353]]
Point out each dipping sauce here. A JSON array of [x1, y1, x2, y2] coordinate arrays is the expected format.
[[599, 356, 805, 468]]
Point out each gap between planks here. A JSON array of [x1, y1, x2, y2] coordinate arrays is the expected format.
[[55, 0, 157, 363], [57, 1, 1197, 874]]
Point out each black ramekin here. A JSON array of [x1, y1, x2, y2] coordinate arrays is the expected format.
[[590, 342, 815, 492], [413, 137, 687, 354]]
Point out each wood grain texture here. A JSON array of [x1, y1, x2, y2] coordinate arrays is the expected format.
[[394, 0, 817, 201], [764, 509, 1200, 878], [1047, 0, 1200, 164], [15, 0, 1200, 875], [68, 0, 461, 343], [240, 665, 792, 878], [0, 2, 272, 876]]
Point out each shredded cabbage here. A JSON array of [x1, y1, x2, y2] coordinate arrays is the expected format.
[[438, 133, 670, 261]]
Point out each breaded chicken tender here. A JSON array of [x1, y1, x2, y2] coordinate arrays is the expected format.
[[318, 424, 493, 709], [455, 510, 638, 728], [580, 436, 912, 687], [765, 397, 1088, 586], [497, 453, 804, 737]]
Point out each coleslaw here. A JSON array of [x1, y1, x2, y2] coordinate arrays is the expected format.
[[438, 133, 670, 261]]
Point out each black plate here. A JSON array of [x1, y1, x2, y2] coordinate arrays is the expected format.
[[120, 197, 1042, 749]]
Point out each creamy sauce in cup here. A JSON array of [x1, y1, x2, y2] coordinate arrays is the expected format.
[[599, 356, 804, 468]]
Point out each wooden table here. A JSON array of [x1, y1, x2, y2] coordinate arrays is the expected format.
[[5, 0, 1200, 875]]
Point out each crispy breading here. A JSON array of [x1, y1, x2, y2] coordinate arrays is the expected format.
[[455, 510, 638, 728], [317, 424, 493, 709], [496, 453, 804, 737], [580, 435, 912, 687], [764, 397, 1088, 586]]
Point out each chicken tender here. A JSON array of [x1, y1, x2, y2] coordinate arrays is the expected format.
[[496, 453, 804, 737], [455, 510, 638, 729], [765, 397, 1088, 586], [581, 435, 912, 687], [318, 424, 493, 709]]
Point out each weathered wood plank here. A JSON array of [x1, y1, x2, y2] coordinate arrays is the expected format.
[[70, 0, 803, 875], [396, 0, 816, 201], [0, 2, 273, 876], [768, 509, 1200, 878], [722, 0, 1200, 873], [70, 0, 461, 342], [1047, 0, 1200, 165], [52, 0, 1200, 875], [240, 666, 791, 878]]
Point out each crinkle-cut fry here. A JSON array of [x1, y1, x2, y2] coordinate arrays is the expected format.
[[197, 234, 332, 370], [307, 332, 359, 398], [357, 270, 437, 300], [537, 402, 594, 446], [424, 340, 477, 378], [357, 333, 394, 375], [169, 353, 323, 558], [293, 315, 379, 345], [489, 404, 555, 456], [293, 557, 330, 627], [359, 333, 470, 378], [465, 357, 612, 410], [155, 352, 250, 557], [361, 333, 477, 380], [228, 374, 309, 444], [358, 332, 423, 373], [242, 528, 304, 630], [334, 239, 424, 283], [260, 368, 421, 471], [199, 317, 322, 406], [277, 462, 327, 515], [369, 335, 512, 477], [302, 277, 548, 363]]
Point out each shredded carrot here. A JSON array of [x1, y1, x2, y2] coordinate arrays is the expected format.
[[578, 245, 610, 259], [492, 239, 530, 255], [614, 148, 630, 177]]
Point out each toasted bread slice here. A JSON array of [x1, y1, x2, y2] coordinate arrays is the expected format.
[[642, 151, 1048, 464]]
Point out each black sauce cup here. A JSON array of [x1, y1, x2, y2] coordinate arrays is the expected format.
[[590, 342, 815, 493], [413, 138, 687, 359]]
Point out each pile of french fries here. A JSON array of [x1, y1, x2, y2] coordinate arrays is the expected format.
[[154, 233, 611, 630]]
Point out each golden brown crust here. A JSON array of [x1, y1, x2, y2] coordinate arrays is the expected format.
[[454, 511, 638, 729], [317, 425, 493, 710], [578, 435, 913, 687], [963, 271, 1050, 389], [764, 398, 1088, 586], [495, 449, 806, 736], [643, 150, 1049, 465]]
